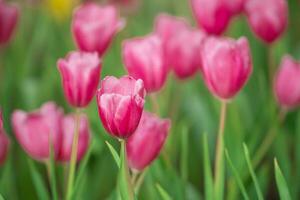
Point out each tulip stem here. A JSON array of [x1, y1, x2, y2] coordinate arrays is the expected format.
[[66, 108, 81, 200], [134, 169, 147, 194], [46, 140, 58, 200], [214, 101, 227, 199]]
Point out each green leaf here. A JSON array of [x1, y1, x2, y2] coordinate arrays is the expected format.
[[118, 140, 134, 200], [0, 193, 5, 200], [47, 142, 58, 200], [274, 159, 292, 200], [156, 183, 172, 200], [225, 149, 249, 200], [27, 158, 50, 200], [243, 144, 264, 200], [180, 126, 188, 182], [106, 141, 120, 168], [203, 134, 214, 200]]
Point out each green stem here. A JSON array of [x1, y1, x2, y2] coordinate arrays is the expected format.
[[134, 169, 147, 194], [66, 108, 81, 200], [214, 101, 227, 200], [46, 160, 58, 200]]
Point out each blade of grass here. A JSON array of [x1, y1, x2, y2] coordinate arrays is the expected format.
[[203, 134, 214, 200], [243, 144, 263, 200], [274, 159, 292, 200], [105, 141, 120, 168], [27, 158, 50, 200], [225, 149, 249, 200], [156, 183, 172, 200]]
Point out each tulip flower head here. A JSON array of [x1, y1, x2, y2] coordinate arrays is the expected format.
[[0, 1, 19, 45], [122, 34, 168, 92], [12, 102, 63, 161], [245, 0, 288, 43], [0, 110, 10, 165], [57, 51, 101, 107], [72, 3, 125, 56], [201, 36, 252, 100], [126, 111, 171, 171], [97, 76, 146, 139], [274, 55, 300, 109], [57, 114, 90, 162]]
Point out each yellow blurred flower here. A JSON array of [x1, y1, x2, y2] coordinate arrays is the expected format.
[[45, 0, 79, 21]]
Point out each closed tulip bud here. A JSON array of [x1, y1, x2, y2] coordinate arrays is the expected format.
[[72, 3, 125, 56], [245, 0, 288, 43], [57, 114, 90, 162], [274, 55, 300, 108], [227, 0, 245, 14], [97, 76, 145, 139], [126, 111, 171, 171], [201, 36, 252, 100], [0, 111, 10, 165], [12, 102, 63, 161], [122, 34, 168, 92], [0, 1, 19, 45], [190, 0, 234, 35], [57, 51, 101, 107]]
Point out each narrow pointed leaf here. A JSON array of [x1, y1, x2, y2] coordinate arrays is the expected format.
[[274, 159, 292, 200], [203, 134, 214, 200], [106, 141, 120, 168], [156, 183, 172, 200]]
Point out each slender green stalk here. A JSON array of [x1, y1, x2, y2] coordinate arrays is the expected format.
[[46, 160, 57, 200], [214, 101, 227, 200], [134, 169, 147, 194], [66, 108, 81, 200]]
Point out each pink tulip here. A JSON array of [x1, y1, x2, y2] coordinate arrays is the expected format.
[[72, 3, 125, 56], [227, 0, 245, 14], [57, 114, 90, 162], [0, 1, 19, 45], [274, 55, 300, 108], [201, 36, 252, 100], [126, 111, 171, 171], [57, 51, 101, 107], [122, 34, 168, 92], [190, 0, 234, 35], [96, 76, 145, 139], [0, 111, 10, 165], [12, 102, 63, 161], [245, 0, 288, 43]]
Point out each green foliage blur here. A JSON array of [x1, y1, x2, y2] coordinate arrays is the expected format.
[[1, 0, 300, 199]]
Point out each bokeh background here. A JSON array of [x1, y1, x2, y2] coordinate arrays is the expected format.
[[1, 0, 300, 199]]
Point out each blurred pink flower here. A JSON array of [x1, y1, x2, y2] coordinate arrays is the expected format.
[[72, 3, 125, 56], [57, 51, 101, 108], [0, 110, 10, 166], [245, 0, 288, 43], [0, 1, 19, 45], [12, 102, 63, 161], [97, 76, 145, 139], [126, 111, 170, 171], [201, 36, 252, 100], [122, 34, 168, 92], [274, 55, 300, 108], [57, 114, 90, 162]]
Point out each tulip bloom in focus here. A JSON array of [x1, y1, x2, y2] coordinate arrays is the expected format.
[[97, 76, 145, 139], [0, 111, 10, 165], [57, 114, 90, 162], [274, 55, 300, 109], [72, 3, 125, 56], [0, 1, 19, 45], [245, 0, 288, 43], [155, 14, 206, 79], [12, 102, 63, 161], [126, 111, 170, 171], [122, 34, 168, 92], [201, 36, 252, 100], [57, 51, 101, 107]]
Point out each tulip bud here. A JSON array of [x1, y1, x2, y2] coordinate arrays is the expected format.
[[12, 102, 63, 161], [274, 55, 300, 108], [0, 111, 10, 165], [97, 76, 145, 139], [0, 1, 19, 45], [57, 114, 90, 162], [126, 111, 171, 171], [245, 0, 288, 43], [201, 36, 252, 100], [190, 0, 234, 35], [122, 34, 168, 92], [57, 51, 101, 108], [72, 3, 125, 56]]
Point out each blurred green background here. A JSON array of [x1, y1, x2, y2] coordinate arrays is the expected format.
[[1, 0, 300, 199]]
